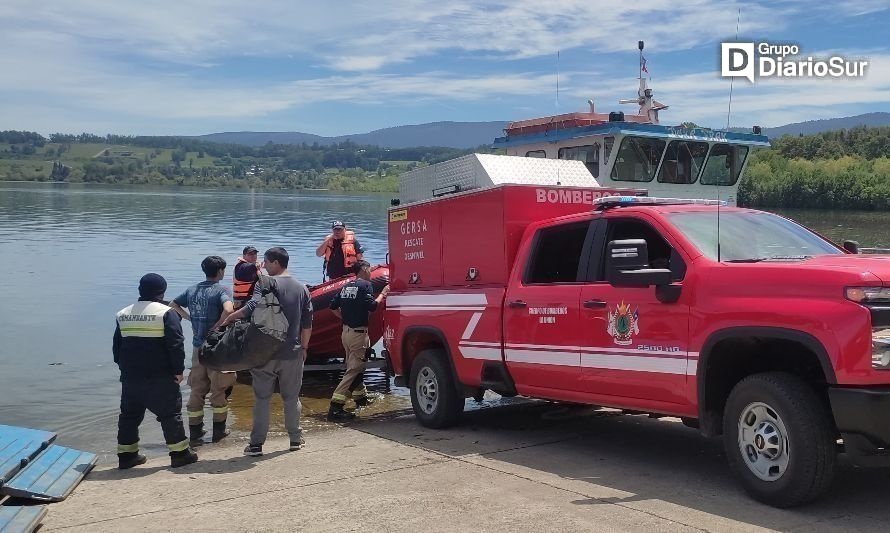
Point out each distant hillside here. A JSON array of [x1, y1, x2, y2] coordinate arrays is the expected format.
[[201, 113, 890, 149], [736, 112, 890, 138], [196, 121, 509, 149], [199, 131, 327, 146]]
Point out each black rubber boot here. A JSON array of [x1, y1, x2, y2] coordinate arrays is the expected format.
[[170, 448, 198, 468], [327, 402, 355, 422], [212, 422, 230, 443], [118, 452, 147, 470], [189, 424, 206, 447], [353, 395, 374, 407]]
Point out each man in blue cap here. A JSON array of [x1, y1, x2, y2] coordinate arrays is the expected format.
[[113, 273, 198, 469]]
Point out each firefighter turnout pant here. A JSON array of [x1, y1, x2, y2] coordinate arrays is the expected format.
[[117, 377, 189, 455], [330, 326, 369, 405], [187, 347, 237, 425]]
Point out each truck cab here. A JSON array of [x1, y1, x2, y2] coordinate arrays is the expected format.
[[384, 189, 890, 508]]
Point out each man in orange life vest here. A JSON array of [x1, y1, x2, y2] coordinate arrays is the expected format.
[[315, 220, 365, 280], [233, 246, 262, 309]]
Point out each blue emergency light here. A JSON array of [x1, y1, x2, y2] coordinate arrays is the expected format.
[[593, 196, 728, 210]]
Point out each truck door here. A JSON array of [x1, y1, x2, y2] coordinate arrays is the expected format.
[[503, 220, 595, 393], [578, 217, 692, 404]]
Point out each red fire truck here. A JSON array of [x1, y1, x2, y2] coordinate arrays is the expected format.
[[382, 184, 890, 507]]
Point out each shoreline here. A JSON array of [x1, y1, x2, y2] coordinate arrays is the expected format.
[[0, 179, 347, 193]]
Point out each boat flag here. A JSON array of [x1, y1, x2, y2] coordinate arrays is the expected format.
[[641, 55, 649, 74]]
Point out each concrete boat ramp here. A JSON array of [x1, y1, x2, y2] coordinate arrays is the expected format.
[[38, 401, 890, 532]]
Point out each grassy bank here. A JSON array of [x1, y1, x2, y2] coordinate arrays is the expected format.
[[0, 132, 486, 192]]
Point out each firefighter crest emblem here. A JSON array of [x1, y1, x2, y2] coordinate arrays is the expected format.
[[607, 301, 640, 346]]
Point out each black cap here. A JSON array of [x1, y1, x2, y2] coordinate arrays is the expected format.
[[331, 220, 345, 229], [243, 245, 258, 254], [138, 273, 167, 298]]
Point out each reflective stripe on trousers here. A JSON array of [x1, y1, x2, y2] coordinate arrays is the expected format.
[[167, 439, 190, 452], [117, 442, 139, 453]]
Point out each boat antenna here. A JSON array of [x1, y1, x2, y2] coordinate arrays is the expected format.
[[556, 50, 560, 112], [717, 10, 740, 261], [717, 189, 722, 262], [726, 9, 740, 130], [556, 50, 561, 186], [638, 40, 644, 81]]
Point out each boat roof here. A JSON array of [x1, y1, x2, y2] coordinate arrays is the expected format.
[[493, 121, 770, 149]]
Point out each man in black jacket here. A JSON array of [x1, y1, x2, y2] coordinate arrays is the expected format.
[[113, 273, 198, 469], [327, 260, 389, 421]]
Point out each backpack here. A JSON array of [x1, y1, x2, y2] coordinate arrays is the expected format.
[[199, 275, 290, 371], [250, 275, 289, 342]]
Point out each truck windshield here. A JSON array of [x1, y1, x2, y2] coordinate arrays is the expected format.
[[666, 211, 842, 262]]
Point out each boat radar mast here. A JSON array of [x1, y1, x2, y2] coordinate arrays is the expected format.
[[618, 40, 669, 124]]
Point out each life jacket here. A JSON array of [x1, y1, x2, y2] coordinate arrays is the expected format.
[[324, 231, 358, 270], [233, 257, 260, 300]]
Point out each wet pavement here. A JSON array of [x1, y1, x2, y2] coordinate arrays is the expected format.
[[225, 367, 412, 438]]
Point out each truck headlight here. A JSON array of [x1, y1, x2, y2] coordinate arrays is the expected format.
[[846, 287, 890, 304], [874, 328, 890, 370]]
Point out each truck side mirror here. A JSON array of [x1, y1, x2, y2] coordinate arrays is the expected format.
[[605, 239, 672, 288], [843, 240, 861, 254]]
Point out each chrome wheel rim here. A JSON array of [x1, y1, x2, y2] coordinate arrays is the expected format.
[[416, 366, 439, 415], [737, 401, 790, 482]]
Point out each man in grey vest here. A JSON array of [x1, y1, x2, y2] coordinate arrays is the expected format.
[[219, 247, 313, 456]]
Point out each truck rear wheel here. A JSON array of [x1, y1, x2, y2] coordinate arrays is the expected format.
[[409, 349, 464, 428], [722, 372, 836, 507]]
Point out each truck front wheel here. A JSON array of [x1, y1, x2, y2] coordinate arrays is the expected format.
[[409, 349, 464, 428], [722, 372, 836, 507]]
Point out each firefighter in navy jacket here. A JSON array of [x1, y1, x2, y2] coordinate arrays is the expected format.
[[113, 273, 198, 469]]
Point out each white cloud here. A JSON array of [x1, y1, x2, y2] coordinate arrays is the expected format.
[[0, 0, 793, 71], [0, 1, 886, 134], [824, 0, 889, 16]]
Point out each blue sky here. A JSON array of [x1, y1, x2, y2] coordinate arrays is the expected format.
[[1, 0, 888, 137]]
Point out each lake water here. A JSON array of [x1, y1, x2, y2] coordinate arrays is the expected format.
[[0, 183, 402, 459], [0, 183, 887, 459]]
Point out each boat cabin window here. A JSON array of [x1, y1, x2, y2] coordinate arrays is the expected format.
[[700, 144, 749, 186], [658, 140, 709, 184], [526, 150, 546, 158], [558, 144, 600, 177], [610, 136, 666, 182]]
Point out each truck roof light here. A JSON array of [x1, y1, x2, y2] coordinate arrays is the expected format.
[[593, 195, 728, 211]]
